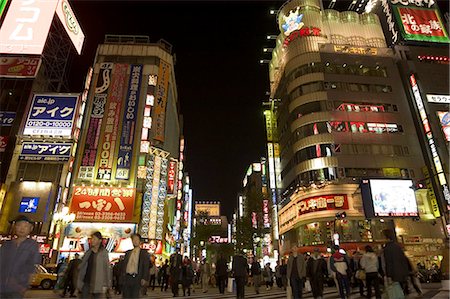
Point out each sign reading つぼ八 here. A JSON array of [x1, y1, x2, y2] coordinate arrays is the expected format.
[[23, 94, 78, 137], [70, 186, 135, 222]]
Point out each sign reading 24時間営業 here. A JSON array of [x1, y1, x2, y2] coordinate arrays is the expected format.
[[23, 94, 78, 137]]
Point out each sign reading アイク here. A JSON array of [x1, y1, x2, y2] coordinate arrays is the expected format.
[[79, 63, 113, 180], [96, 64, 128, 181], [70, 186, 135, 222], [427, 94, 450, 103], [153, 61, 171, 142], [23, 94, 78, 137], [116, 64, 143, 180], [0, 0, 58, 55], [20, 142, 72, 161], [0, 56, 42, 78]]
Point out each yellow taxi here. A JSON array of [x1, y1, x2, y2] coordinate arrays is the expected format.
[[29, 264, 57, 289]]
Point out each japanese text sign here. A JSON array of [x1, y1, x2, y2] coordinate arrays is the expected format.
[[19, 142, 72, 161], [70, 186, 135, 222], [153, 60, 171, 142], [263, 199, 270, 228], [0, 56, 42, 78], [55, 0, 85, 55], [96, 64, 128, 180], [393, 6, 450, 43], [116, 64, 143, 180], [0, 111, 16, 126], [167, 160, 177, 195], [23, 94, 78, 137], [0, 0, 58, 55], [297, 194, 348, 216]]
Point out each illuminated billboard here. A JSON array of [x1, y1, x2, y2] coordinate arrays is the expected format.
[[55, 0, 85, 54], [19, 197, 39, 213], [437, 111, 450, 141], [23, 94, 78, 137], [153, 61, 170, 142], [362, 179, 419, 217], [19, 142, 72, 161], [393, 5, 450, 43], [0, 56, 41, 78], [0, 0, 58, 55]]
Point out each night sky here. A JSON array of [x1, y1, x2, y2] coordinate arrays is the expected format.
[[69, 1, 283, 217], [69, 1, 449, 218]]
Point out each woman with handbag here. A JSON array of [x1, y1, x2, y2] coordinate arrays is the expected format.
[[361, 245, 381, 299]]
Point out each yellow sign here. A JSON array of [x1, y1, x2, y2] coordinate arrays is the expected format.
[[422, 167, 441, 218], [334, 45, 378, 56]]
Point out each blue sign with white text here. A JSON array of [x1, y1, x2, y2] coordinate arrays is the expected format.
[[23, 94, 78, 137], [0, 111, 16, 126], [19, 142, 72, 161], [19, 197, 39, 213]]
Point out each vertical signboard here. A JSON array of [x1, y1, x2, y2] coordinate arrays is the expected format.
[[153, 61, 171, 142], [116, 65, 143, 180], [167, 160, 177, 195], [79, 63, 113, 180], [55, 0, 85, 54], [0, 0, 58, 55], [95, 63, 127, 180], [23, 94, 78, 137]]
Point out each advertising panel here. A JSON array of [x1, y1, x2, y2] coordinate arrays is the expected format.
[[66, 222, 136, 239], [297, 194, 348, 216], [23, 94, 78, 137], [70, 186, 136, 222], [96, 64, 128, 180], [167, 160, 177, 195], [427, 94, 450, 103], [0, 56, 41, 78], [263, 199, 270, 228], [362, 179, 419, 217], [393, 6, 450, 43], [153, 60, 171, 142], [55, 0, 85, 54], [19, 197, 39, 213], [436, 111, 450, 141], [79, 63, 113, 180], [116, 64, 143, 180], [0, 0, 58, 55], [19, 142, 71, 161], [0, 111, 16, 126], [0, 136, 8, 152]]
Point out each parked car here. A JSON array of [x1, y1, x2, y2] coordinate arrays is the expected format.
[[30, 264, 57, 289]]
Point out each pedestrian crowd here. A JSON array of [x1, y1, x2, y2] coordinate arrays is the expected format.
[[0, 217, 445, 299]]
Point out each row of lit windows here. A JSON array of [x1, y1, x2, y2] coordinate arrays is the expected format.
[[288, 62, 388, 82], [290, 81, 392, 100]]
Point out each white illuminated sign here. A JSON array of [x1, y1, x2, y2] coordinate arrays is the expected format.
[[382, 0, 399, 43], [427, 94, 450, 103], [267, 143, 276, 188], [390, 0, 435, 7], [281, 8, 304, 36], [55, 0, 85, 54]]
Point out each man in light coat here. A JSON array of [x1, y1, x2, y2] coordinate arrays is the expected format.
[[287, 246, 306, 299]]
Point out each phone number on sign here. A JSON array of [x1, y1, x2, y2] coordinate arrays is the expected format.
[[76, 211, 127, 221]]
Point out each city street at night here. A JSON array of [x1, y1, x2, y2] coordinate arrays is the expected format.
[[0, 0, 449, 299]]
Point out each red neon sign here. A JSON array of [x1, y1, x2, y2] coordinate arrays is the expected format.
[[283, 27, 321, 47]]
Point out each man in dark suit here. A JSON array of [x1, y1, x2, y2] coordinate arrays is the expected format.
[[287, 246, 306, 299], [122, 234, 150, 298], [169, 248, 183, 297], [232, 251, 248, 299]]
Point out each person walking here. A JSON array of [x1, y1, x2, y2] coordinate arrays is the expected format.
[[113, 256, 125, 295], [0, 215, 41, 299], [352, 251, 365, 297], [160, 259, 169, 292], [275, 260, 283, 288], [77, 231, 112, 299], [330, 245, 351, 299], [216, 254, 228, 294], [149, 259, 157, 291], [360, 245, 381, 299], [200, 258, 211, 293], [287, 246, 306, 299], [169, 248, 183, 297], [280, 258, 288, 290], [232, 251, 248, 299], [405, 257, 423, 296], [382, 229, 409, 297], [250, 257, 262, 294], [61, 253, 82, 298], [56, 258, 68, 290], [121, 233, 150, 298], [263, 263, 273, 290], [306, 248, 327, 299], [181, 257, 194, 296]]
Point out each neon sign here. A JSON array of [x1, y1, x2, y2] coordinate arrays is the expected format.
[[283, 27, 321, 48], [282, 8, 304, 36]]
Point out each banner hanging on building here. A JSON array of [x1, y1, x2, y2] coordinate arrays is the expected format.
[[153, 61, 171, 142], [70, 186, 135, 222], [20, 142, 72, 161], [116, 64, 143, 180], [23, 94, 78, 137], [393, 5, 450, 43], [0, 111, 16, 126], [0, 56, 42, 78], [167, 160, 177, 195], [79, 63, 113, 180], [95, 64, 128, 181]]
